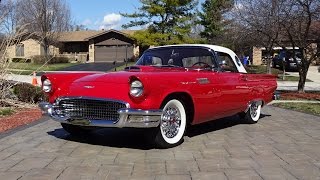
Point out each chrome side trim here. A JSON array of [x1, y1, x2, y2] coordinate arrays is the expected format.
[[39, 102, 162, 128]]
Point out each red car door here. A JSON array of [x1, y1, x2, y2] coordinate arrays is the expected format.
[[191, 71, 225, 123], [214, 51, 250, 116], [216, 72, 250, 116]]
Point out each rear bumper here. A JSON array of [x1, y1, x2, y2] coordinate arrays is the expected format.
[[39, 102, 162, 128]]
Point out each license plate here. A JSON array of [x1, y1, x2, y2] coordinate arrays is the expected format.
[[68, 119, 90, 126]]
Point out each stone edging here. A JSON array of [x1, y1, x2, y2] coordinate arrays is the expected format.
[[268, 100, 320, 105]]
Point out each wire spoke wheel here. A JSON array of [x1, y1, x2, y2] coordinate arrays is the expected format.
[[244, 101, 262, 124], [155, 99, 187, 148], [161, 107, 181, 139]]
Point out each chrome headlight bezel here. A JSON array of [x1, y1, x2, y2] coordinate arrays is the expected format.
[[130, 80, 144, 97], [42, 79, 52, 93]]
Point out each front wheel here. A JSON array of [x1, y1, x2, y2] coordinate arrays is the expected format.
[[154, 99, 187, 148], [244, 102, 262, 124]]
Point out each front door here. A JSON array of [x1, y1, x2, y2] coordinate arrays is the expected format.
[[214, 51, 250, 116]]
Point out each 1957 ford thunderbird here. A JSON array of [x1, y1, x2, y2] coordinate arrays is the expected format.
[[39, 44, 277, 148]]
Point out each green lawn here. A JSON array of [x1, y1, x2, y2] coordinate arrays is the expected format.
[[9, 63, 76, 72], [246, 65, 283, 75], [246, 65, 312, 82], [0, 108, 14, 117], [277, 75, 312, 82], [273, 103, 320, 116]]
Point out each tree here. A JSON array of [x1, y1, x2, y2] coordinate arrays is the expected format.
[[232, 0, 320, 92], [279, 0, 320, 92], [16, 0, 71, 57], [198, 0, 234, 43], [0, 0, 23, 100], [0, 0, 18, 34], [121, 0, 198, 46], [130, 29, 204, 56], [233, 0, 284, 74]]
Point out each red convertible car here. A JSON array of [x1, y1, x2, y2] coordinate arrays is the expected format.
[[39, 44, 277, 148]]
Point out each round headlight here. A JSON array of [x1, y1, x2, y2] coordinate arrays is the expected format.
[[42, 79, 52, 93], [130, 80, 144, 97]]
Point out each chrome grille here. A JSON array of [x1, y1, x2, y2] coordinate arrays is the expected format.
[[53, 98, 127, 121]]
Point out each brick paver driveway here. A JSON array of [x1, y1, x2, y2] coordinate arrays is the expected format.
[[0, 106, 319, 180]]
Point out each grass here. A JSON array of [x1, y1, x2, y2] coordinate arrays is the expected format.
[[9, 63, 76, 72], [273, 103, 320, 116], [0, 108, 14, 117], [277, 75, 312, 82], [246, 65, 312, 82], [246, 65, 283, 75], [9, 70, 34, 75]]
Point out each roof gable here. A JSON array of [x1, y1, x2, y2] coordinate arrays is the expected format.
[[84, 29, 134, 40], [58, 29, 137, 42]]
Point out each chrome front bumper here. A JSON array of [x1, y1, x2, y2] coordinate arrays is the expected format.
[[39, 102, 162, 128]]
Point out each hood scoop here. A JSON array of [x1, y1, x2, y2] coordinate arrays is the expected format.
[[124, 66, 141, 72]]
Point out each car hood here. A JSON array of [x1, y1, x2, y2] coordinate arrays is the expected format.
[[73, 72, 133, 84], [73, 66, 187, 84]]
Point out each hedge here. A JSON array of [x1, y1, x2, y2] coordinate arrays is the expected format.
[[32, 55, 70, 64], [13, 83, 48, 103], [12, 58, 31, 63]]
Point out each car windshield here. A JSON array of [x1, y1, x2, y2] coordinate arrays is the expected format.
[[136, 47, 217, 69]]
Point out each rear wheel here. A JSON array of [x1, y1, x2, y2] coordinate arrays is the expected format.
[[244, 102, 262, 124], [61, 123, 94, 135], [154, 99, 187, 148]]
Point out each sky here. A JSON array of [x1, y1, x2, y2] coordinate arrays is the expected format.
[[68, 0, 204, 30]]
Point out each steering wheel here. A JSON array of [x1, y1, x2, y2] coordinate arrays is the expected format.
[[191, 62, 211, 68]]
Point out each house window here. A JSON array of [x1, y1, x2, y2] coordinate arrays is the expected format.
[[16, 44, 24, 57]]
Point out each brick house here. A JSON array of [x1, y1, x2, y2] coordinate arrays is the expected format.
[[6, 29, 139, 63], [252, 43, 319, 65], [251, 22, 320, 65]]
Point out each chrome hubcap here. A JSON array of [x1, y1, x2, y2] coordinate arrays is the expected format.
[[161, 106, 181, 138], [250, 103, 258, 118]]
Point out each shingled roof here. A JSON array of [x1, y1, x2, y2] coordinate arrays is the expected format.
[[58, 30, 101, 42], [58, 29, 137, 42]]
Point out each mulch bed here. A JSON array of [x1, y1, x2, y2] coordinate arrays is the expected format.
[[0, 108, 42, 133], [280, 91, 320, 101]]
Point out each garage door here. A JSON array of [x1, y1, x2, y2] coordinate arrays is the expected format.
[[94, 45, 133, 62]]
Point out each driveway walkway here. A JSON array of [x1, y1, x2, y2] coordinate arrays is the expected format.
[[277, 66, 320, 91], [0, 106, 319, 179]]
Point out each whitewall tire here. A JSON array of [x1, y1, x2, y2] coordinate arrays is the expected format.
[[155, 99, 187, 148], [244, 101, 262, 124]]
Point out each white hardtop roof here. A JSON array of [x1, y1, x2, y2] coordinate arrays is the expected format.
[[150, 44, 247, 73], [150, 44, 236, 56]]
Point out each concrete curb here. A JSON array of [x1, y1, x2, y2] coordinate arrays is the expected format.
[[268, 100, 320, 105]]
